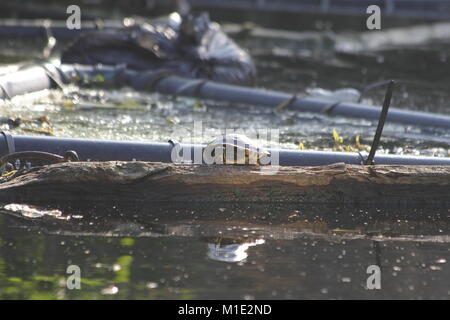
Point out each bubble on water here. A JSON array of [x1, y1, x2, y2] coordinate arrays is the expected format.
[[341, 277, 351, 283], [112, 264, 121, 272], [101, 285, 119, 295], [146, 282, 158, 289], [429, 265, 442, 271]]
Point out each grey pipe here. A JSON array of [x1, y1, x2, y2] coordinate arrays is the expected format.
[[2, 63, 450, 129], [2, 133, 450, 166]]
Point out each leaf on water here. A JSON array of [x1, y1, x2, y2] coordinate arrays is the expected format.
[[355, 135, 361, 147], [351, 135, 370, 151], [166, 116, 180, 125], [21, 127, 54, 136], [331, 131, 370, 153], [332, 128, 344, 146], [62, 100, 76, 110], [93, 74, 105, 83], [37, 116, 50, 124], [192, 101, 206, 110], [1, 170, 17, 178], [120, 238, 135, 247], [114, 99, 145, 110]]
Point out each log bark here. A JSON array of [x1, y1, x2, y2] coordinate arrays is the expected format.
[[0, 161, 449, 205]]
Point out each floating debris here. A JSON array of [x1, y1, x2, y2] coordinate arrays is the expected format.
[[146, 282, 159, 289], [3, 203, 66, 219], [331, 129, 370, 152], [1, 170, 17, 178], [21, 127, 54, 136], [101, 285, 119, 295]]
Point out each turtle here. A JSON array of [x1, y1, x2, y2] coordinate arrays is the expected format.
[[204, 134, 270, 165]]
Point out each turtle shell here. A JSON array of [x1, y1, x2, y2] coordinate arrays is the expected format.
[[206, 134, 270, 165]]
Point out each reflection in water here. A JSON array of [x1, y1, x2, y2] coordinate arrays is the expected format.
[[205, 237, 265, 263], [0, 201, 448, 299]]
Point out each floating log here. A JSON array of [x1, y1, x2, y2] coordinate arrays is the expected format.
[[0, 161, 449, 205]]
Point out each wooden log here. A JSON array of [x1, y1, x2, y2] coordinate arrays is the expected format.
[[0, 161, 449, 205]]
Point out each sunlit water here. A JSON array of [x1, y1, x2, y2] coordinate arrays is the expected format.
[[0, 22, 449, 299]]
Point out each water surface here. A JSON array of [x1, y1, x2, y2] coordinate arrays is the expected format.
[[0, 202, 448, 299]]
